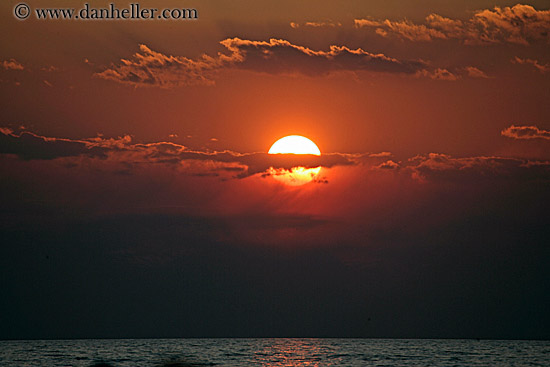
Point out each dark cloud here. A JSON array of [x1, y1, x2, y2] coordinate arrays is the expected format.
[[137, 144, 357, 177], [221, 37, 425, 76], [502, 125, 550, 140], [0, 129, 356, 178], [95, 38, 426, 87], [3, 129, 550, 183], [355, 4, 550, 45], [0, 130, 108, 160], [2, 131, 550, 340], [403, 153, 550, 182], [2, 158, 549, 339], [238, 152, 355, 177]]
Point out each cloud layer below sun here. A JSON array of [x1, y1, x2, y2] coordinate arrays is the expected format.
[[2, 127, 549, 183], [0, 129, 357, 179]]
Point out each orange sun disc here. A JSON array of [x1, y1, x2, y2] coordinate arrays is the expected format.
[[268, 135, 321, 185]]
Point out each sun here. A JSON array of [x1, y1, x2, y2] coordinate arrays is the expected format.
[[268, 135, 322, 185], [268, 135, 321, 156]]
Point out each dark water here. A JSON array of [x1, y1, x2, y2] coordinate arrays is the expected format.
[[0, 338, 548, 366]]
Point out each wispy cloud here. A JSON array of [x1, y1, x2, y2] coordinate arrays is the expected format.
[[0, 130, 109, 160], [465, 66, 489, 78], [416, 66, 489, 81], [512, 56, 550, 73], [290, 21, 342, 28], [416, 68, 460, 81], [404, 153, 550, 182], [355, 4, 550, 45]]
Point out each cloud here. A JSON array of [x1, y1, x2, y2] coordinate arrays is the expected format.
[[470, 4, 550, 45], [7, 127, 550, 186], [290, 21, 342, 28], [222, 38, 425, 76], [404, 153, 550, 182], [354, 19, 384, 28], [0, 130, 109, 160], [416, 68, 460, 81], [1, 60, 59, 73], [94, 44, 235, 87], [40, 66, 60, 72], [501, 125, 550, 140], [355, 18, 450, 42], [95, 38, 426, 87], [465, 66, 490, 78], [6, 129, 549, 185], [512, 56, 550, 73], [148, 149, 357, 178], [236, 152, 355, 177], [0, 128, 357, 178], [2, 150, 549, 341], [368, 151, 393, 158], [417, 66, 489, 81], [376, 160, 400, 170], [1, 59, 24, 70], [355, 4, 550, 45], [220, 38, 425, 76]]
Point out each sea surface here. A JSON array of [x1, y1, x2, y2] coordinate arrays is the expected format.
[[0, 338, 548, 367]]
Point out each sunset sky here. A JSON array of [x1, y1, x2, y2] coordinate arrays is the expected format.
[[1, 0, 549, 339]]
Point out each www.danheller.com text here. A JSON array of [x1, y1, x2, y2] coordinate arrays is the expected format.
[[17, 2, 198, 20]]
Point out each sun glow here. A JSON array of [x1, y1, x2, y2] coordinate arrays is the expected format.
[[268, 135, 321, 186], [268, 135, 321, 156]]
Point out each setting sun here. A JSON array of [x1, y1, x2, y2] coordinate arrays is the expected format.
[[268, 135, 321, 156], [268, 135, 321, 185], [3, 0, 548, 349]]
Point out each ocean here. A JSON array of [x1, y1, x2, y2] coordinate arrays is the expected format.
[[0, 338, 548, 366]]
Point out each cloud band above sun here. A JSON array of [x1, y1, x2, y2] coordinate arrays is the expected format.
[[94, 37, 432, 88], [93, 2, 550, 90]]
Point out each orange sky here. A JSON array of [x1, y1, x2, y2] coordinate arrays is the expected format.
[[1, 1, 549, 158], [1, 1, 549, 339]]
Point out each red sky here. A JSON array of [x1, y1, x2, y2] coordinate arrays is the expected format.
[[1, 1, 549, 339]]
